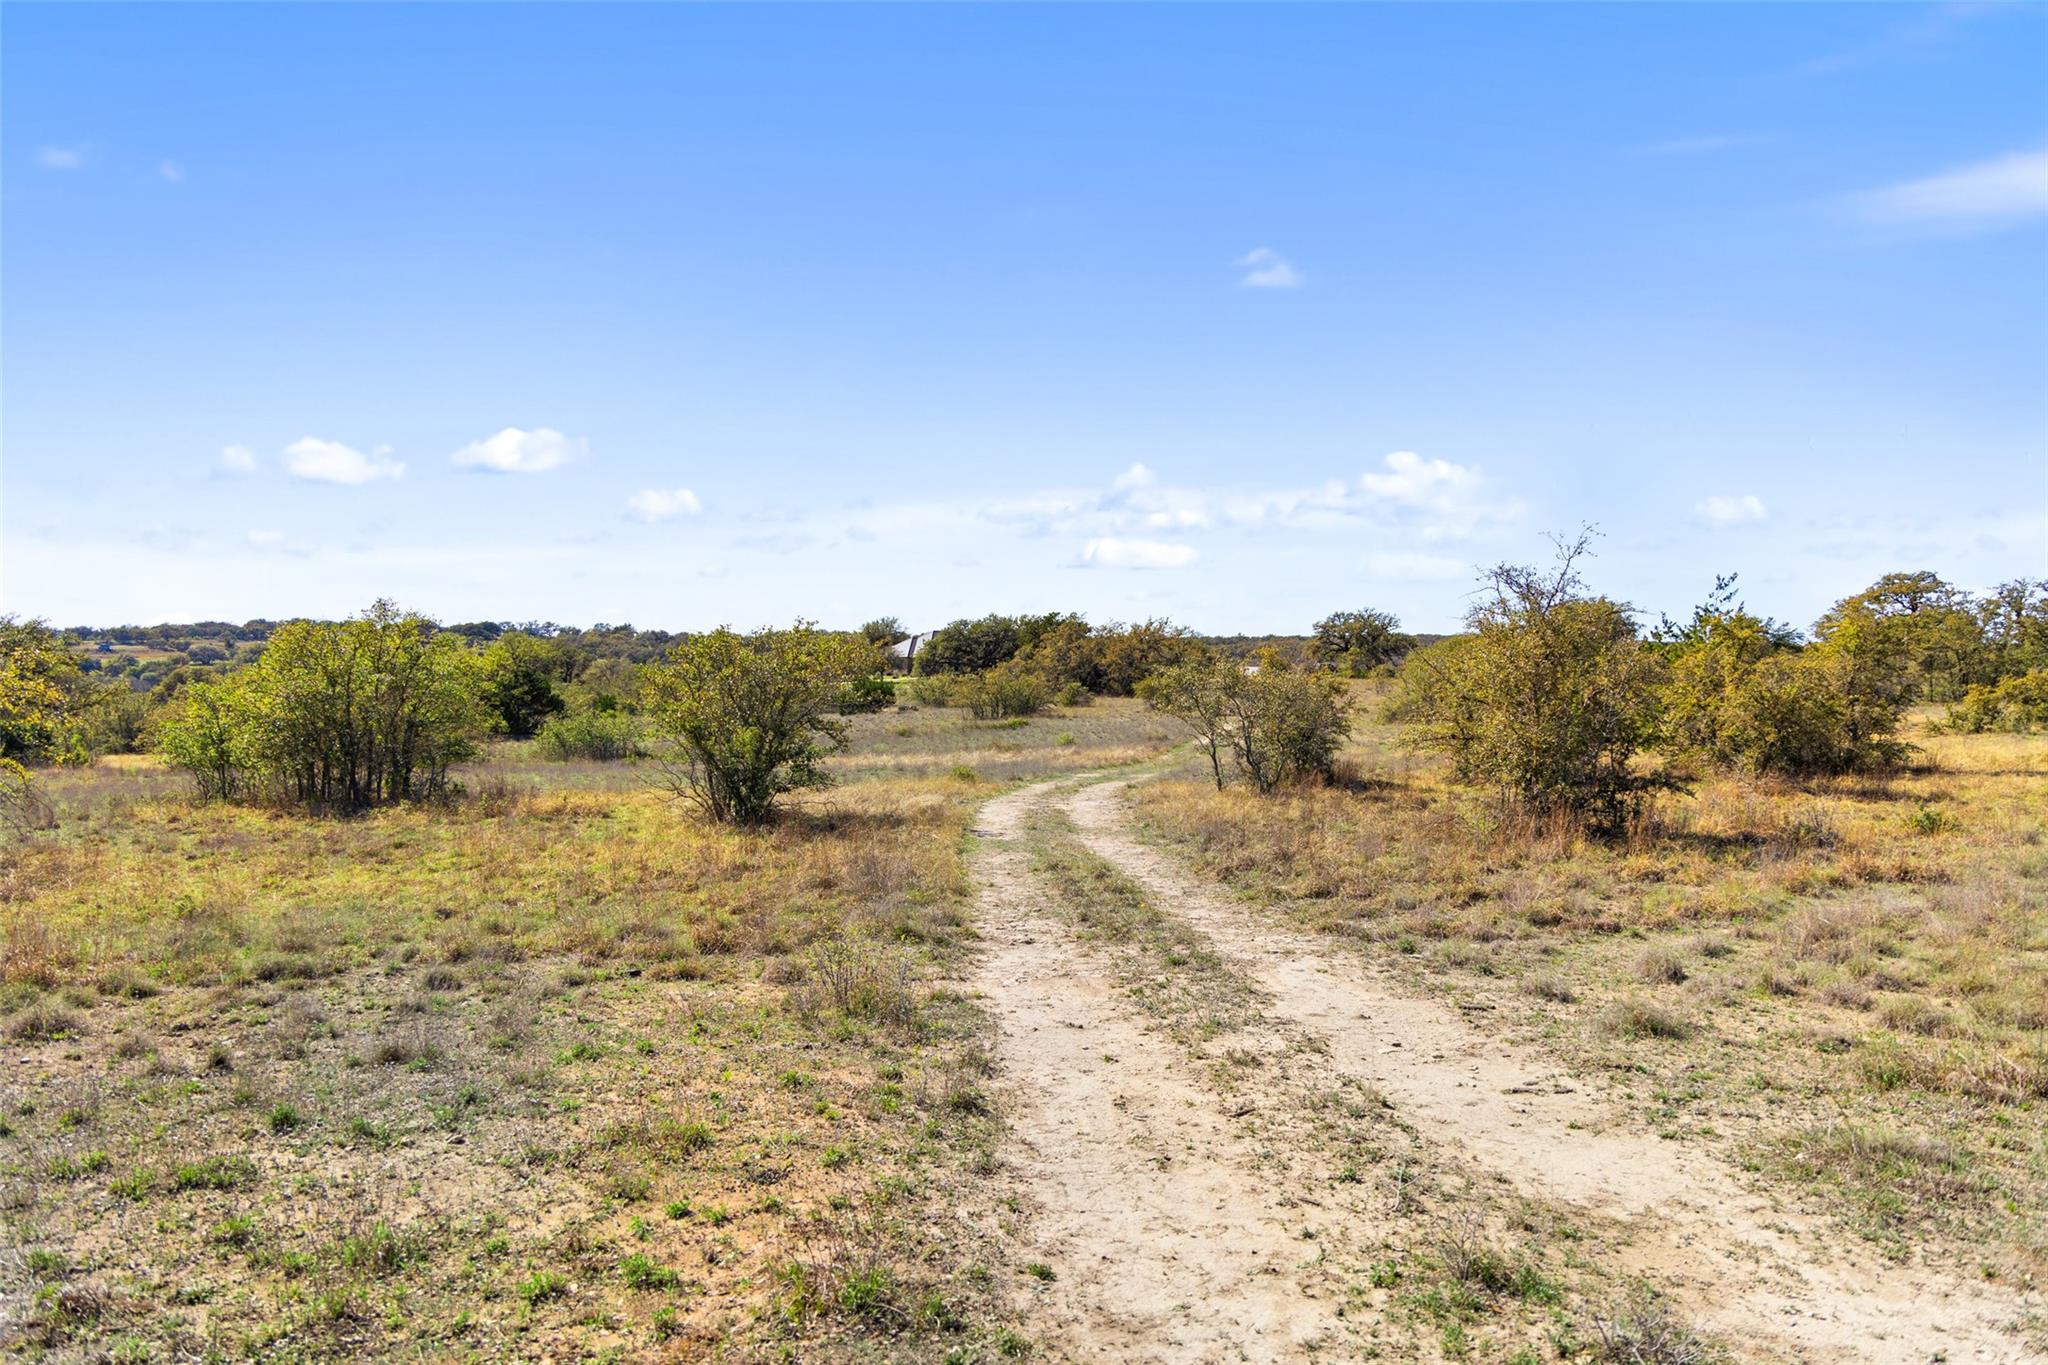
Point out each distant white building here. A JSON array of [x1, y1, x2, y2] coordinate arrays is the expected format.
[[887, 630, 935, 673]]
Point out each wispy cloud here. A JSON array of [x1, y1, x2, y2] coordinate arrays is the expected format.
[[36, 146, 84, 171], [838, 452, 1520, 570], [1792, 2, 2016, 78], [452, 426, 586, 474], [157, 160, 185, 183], [283, 437, 403, 485], [219, 444, 258, 475], [1080, 537, 1198, 570], [1853, 144, 2048, 231], [1237, 247, 1302, 289], [1696, 494, 1768, 527], [626, 487, 702, 522]]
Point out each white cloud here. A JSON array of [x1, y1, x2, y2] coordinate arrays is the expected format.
[[247, 530, 285, 548], [451, 426, 586, 474], [1080, 537, 1197, 570], [283, 437, 403, 485], [1696, 494, 1768, 527], [36, 147, 83, 171], [1855, 145, 2048, 229], [1113, 462, 1156, 491], [627, 487, 702, 522], [220, 444, 258, 474], [1361, 450, 1480, 510], [1237, 247, 1302, 289], [158, 160, 185, 183]]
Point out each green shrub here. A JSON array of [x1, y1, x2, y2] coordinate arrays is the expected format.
[[533, 709, 644, 761], [157, 601, 486, 811], [1395, 535, 1663, 825], [902, 673, 956, 707], [1946, 669, 2048, 734], [1660, 610, 1908, 775], [644, 624, 882, 823], [956, 666, 1049, 721], [1141, 653, 1350, 793], [835, 674, 895, 714]]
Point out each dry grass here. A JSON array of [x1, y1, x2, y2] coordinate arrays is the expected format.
[[0, 700, 1176, 1359], [1131, 695, 2048, 1281]]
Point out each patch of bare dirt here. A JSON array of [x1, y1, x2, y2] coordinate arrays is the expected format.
[[967, 781, 1353, 1362]]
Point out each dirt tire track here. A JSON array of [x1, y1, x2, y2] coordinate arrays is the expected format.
[[968, 780, 1346, 1362], [1061, 777, 2039, 1365]]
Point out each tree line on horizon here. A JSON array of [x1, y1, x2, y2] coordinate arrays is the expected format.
[[3, 555, 2043, 829]]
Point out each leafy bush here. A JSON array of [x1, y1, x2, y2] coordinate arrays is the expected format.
[[1946, 669, 2048, 734], [157, 600, 486, 811], [644, 624, 882, 823], [1659, 611, 1907, 775], [955, 666, 1049, 720], [835, 673, 894, 714], [1140, 653, 1350, 793], [1394, 535, 1662, 826], [479, 632, 566, 737], [533, 709, 645, 761], [902, 673, 956, 707]]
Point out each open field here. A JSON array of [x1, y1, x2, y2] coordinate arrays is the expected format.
[[5, 692, 2045, 1362], [0, 702, 1179, 1361], [1129, 695, 2048, 1293]]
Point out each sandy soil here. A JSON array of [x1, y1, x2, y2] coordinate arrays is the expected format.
[[967, 775, 2040, 1364]]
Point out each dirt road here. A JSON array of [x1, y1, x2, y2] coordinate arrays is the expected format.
[[968, 776, 2037, 1364]]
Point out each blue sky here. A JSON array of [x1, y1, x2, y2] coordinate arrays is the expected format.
[[4, 3, 2044, 634]]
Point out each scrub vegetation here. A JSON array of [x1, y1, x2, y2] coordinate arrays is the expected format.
[[3, 557, 2043, 1360]]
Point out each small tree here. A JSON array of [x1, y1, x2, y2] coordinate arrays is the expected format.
[[157, 681, 248, 799], [0, 616, 91, 768], [1139, 658, 1236, 789], [1141, 653, 1350, 793], [480, 632, 567, 738], [0, 617, 82, 831], [1311, 609, 1411, 677], [859, 617, 906, 647], [1398, 533, 1662, 826], [1227, 657, 1352, 793], [1815, 571, 1984, 703], [644, 624, 881, 823]]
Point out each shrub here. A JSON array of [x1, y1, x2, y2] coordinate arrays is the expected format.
[[902, 673, 956, 707], [956, 666, 1049, 721], [835, 673, 894, 715], [1946, 668, 2048, 734], [1395, 533, 1663, 826], [533, 709, 644, 762], [644, 624, 882, 823], [1602, 999, 1692, 1041], [157, 601, 487, 811], [1140, 653, 1350, 793], [1659, 610, 1907, 775]]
